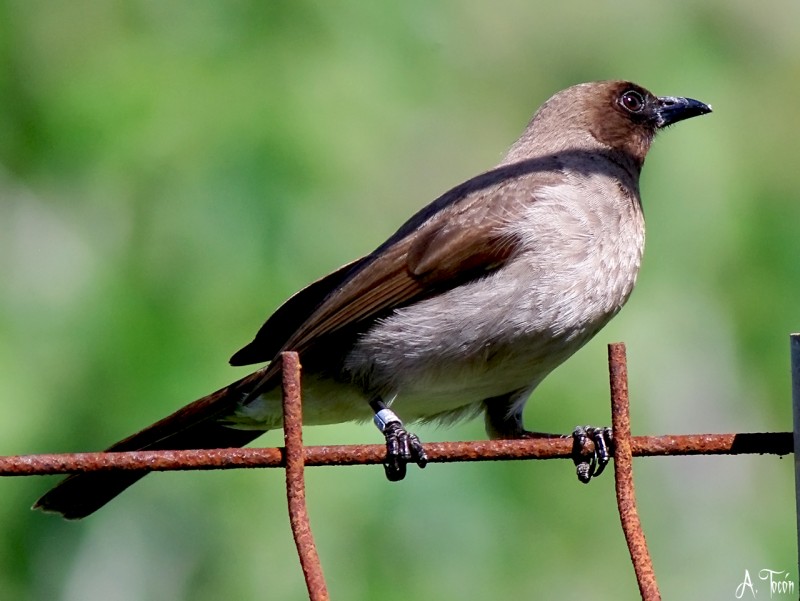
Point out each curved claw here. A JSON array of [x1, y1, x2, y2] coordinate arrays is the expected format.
[[381, 422, 428, 482], [571, 426, 613, 483]]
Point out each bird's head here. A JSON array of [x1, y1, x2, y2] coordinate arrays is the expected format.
[[506, 80, 711, 170]]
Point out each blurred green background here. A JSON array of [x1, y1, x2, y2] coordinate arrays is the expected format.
[[1, 1, 798, 599]]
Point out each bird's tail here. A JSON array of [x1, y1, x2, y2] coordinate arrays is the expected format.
[[33, 370, 269, 520]]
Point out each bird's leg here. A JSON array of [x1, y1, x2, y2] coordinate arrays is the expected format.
[[483, 391, 555, 439], [370, 399, 428, 481], [483, 393, 613, 483], [571, 426, 614, 483]]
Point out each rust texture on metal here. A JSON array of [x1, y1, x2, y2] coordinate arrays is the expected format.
[[790, 334, 800, 591], [609, 343, 661, 601], [5, 343, 796, 601], [281, 352, 330, 601], [1, 433, 790, 478]]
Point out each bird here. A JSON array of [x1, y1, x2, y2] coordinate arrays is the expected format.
[[34, 80, 711, 519]]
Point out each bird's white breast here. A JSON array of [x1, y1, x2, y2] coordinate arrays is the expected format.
[[341, 169, 645, 419], [233, 166, 645, 429]]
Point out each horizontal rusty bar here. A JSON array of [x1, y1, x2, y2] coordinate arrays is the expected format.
[[0, 431, 791, 477]]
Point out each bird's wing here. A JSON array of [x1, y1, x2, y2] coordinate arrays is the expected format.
[[232, 160, 562, 380], [229, 257, 370, 365], [285, 199, 519, 354]]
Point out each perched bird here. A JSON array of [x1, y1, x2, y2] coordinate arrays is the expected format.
[[35, 80, 711, 519]]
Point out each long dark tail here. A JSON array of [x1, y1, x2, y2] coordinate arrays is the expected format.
[[34, 370, 269, 520]]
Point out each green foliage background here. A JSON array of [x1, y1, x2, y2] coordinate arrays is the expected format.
[[1, 2, 798, 599]]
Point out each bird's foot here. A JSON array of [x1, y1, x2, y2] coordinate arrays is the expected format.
[[570, 426, 613, 483], [372, 406, 428, 481]]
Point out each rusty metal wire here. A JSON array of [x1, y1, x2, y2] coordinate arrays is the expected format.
[[282, 352, 329, 601], [790, 333, 800, 591], [609, 343, 660, 601], [3, 346, 794, 600], [1, 433, 790, 477], [2, 434, 790, 476]]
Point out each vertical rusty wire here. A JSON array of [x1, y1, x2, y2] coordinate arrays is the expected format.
[[790, 333, 800, 585], [10, 342, 793, 596], [609, 343, 661, 601], [282, 351, 330, 601]]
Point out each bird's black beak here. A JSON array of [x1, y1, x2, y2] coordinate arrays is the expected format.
[[654, 96, 712, 128]]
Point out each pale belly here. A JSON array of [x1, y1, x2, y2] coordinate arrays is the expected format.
[[229, 257, 624, 430], [229, 179, 644, 431]]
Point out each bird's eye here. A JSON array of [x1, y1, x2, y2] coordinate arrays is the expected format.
[[619, 90, 645, 113]]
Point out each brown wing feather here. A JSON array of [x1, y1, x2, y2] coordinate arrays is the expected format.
[[407, 217, 516, 281], [234, 160, 564, 389], [230, 257, 369, 366], [285, 244, 423, 351], [253, 193, 523, 386]]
